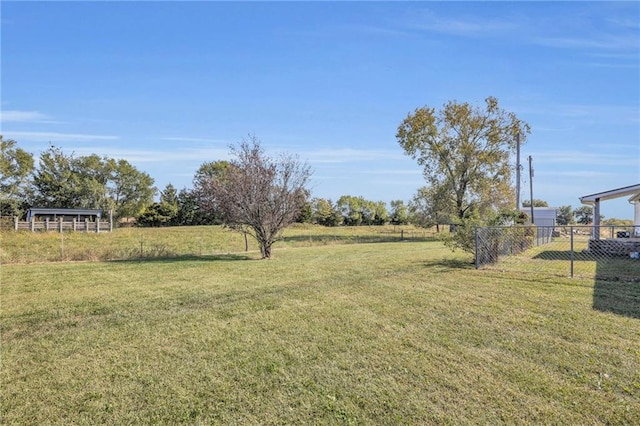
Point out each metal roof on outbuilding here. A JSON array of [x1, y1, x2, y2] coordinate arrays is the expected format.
[[26, 208, 103, 221]]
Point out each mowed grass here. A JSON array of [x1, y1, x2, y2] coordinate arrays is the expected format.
[[0, 224, 437, 263], [484, 237, 640, 281], [1, 237, 639, 424]]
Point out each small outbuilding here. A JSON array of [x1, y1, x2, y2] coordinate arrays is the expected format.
[[18, 208, 112, 232], [26, 208, 103, 222], [519, 207, 558, 227]]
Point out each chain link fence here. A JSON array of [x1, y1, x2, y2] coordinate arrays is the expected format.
[[475, 225, 640, 281]]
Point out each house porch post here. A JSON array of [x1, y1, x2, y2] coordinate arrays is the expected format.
[[593, 198, 600, 240]]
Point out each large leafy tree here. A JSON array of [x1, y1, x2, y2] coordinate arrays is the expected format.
[[371, 201, 389, 225], [32, 145, 155, 220], [192, 160, 230, 225], [136, 184, 179, 227], [175, 188, 199, 225], [296, 196, 313, 223], [522, 199, 549, 208], [75, 154, 113, 209], [574, 206, 597, 225], [336, 195, 374, 226], [556, 205, 574, 225], [397, 97, 530, 221], [312, 198, 342, 226], [193, 160, 230, 189], [202, 136, 311, 259], [0, 136, 34, 217], [389, 200, 409, 225], [408, 186, 454, 230], [32, 145, 86, 208], [336, 195, 366, 226], [108, 159, 155, 220], [335, 195, 389, 226]]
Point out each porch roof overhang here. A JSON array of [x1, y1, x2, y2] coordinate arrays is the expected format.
[[579, 184, 640, 239], [580, 183, 640, 205]]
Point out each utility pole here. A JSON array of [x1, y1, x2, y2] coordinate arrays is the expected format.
[[528, 155, 534, 224], [516, 133, 521, 211]]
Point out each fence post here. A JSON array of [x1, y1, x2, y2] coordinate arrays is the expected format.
[[14, 216, 18, 231], [570, 226, 574, 278], [31, 217, 35, 232], [474, 226, 479, 269]]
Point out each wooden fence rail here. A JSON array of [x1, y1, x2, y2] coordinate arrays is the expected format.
[[13, 217, 112, 233]]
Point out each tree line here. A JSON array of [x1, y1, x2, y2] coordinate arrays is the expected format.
[[2, 96, 613, 257], [1, 138, 155, 221], [1, 135, 423, 229]]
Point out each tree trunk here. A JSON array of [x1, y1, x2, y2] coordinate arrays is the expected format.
[[261, 242, 272, 259]]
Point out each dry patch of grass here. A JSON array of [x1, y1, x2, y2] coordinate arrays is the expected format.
[[1, 240, 638, 424]]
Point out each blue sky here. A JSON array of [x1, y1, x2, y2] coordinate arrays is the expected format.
[[2, 1, 639, 219]]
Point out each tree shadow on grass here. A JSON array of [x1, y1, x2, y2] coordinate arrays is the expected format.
[[422, 257, 476, 273], [110, 253, 254, 264], [281, 235, 437, 244]]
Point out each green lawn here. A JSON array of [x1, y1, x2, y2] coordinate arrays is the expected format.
[[0, 224, 437, 263], [1, 233, 639, 424]]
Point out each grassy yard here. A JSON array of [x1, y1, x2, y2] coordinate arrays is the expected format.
[[0, 224, 437, 263], [1, 232, 639, 424]]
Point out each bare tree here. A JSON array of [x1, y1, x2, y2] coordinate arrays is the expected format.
[[205, 136, 311, 259]]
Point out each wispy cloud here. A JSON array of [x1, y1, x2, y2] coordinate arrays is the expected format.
[[585, 52, 639, 61], [282, 7, 516, 42], [5, 131, 119, 142], [583, 61, 638, 69], [358, 169, 421, 176], [584, 143, 640, 151], [550, 170, 614, 178], [518, 103, 639, 125], [161, 136, 229, 144], [407, 10, 516, 37], [404, 5, 638, 61], [282, 23, 412, 40], [0, 110, 60, 124], [533, 151, 638, 167], [341, 24, 412, 39], [67, 146, 230, 163], [305, 148, 406, 164], [533, 34, 639, 51]]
